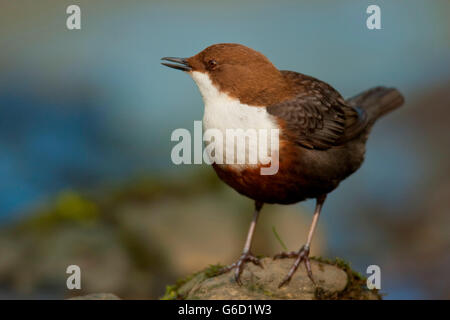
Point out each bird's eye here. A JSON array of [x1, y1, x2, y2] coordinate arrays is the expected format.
[[207, 59, 217, 70]]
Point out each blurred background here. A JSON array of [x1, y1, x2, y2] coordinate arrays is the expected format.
[[0, 0, 449, 299]]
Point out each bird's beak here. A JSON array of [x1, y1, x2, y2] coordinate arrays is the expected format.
[[161, 57, 192, 72]]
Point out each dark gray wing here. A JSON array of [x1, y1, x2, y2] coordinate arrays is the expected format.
[[266, 71, 366, 150]]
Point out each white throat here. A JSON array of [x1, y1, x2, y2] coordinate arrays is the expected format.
[[190, 71, 280, 169]]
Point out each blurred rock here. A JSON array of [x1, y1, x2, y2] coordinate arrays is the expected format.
[[69, 293, 121, 300], [0, 171, 326, 299]]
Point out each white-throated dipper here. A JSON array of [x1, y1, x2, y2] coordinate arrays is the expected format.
[[161, 43, 404, 287]]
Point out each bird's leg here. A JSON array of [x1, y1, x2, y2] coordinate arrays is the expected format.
[[274, 194, 326, 288], [220, 201, 264, 285]]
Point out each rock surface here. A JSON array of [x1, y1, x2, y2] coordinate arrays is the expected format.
[[69, 293, 121, 300], [166, 258, 381, 300]]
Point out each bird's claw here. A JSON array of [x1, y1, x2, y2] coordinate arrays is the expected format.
[[274, 245, 315, 288], [220, 252, 263, 285]]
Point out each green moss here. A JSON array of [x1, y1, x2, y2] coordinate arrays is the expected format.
[[204, 264, 226, 278], [161, 263, 225, 300], [161, 284, 180, 300], [262, 289, 275, 298], [311, 257, 382, 300], [20, 191, 99, 231]]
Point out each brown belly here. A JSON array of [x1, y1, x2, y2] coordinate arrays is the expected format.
[[211, 140, 364, 204]]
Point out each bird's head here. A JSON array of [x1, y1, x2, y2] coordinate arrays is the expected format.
[[162, 43, 289, 106]]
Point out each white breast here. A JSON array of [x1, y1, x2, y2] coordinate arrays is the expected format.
[[190, 71, 280, 169]]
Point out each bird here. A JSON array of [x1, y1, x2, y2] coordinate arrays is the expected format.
[[161, 43, 404, 288]]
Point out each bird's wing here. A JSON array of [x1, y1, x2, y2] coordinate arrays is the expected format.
[[266, 71, 367, 150]]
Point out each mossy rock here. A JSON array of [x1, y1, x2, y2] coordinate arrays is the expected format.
[[163, 257, 381, 300]]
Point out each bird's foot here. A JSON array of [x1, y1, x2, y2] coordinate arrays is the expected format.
[[274, 245, 315, 288], [219, 251, 263, 285]]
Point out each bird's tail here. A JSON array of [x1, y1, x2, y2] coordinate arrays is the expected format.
[[348, 87, 405, 125]]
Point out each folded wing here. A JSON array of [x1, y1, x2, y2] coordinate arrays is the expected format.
[[266, 71, 367, 150]]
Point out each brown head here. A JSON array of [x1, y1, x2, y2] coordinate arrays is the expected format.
[[161, 43, 292, 106]]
